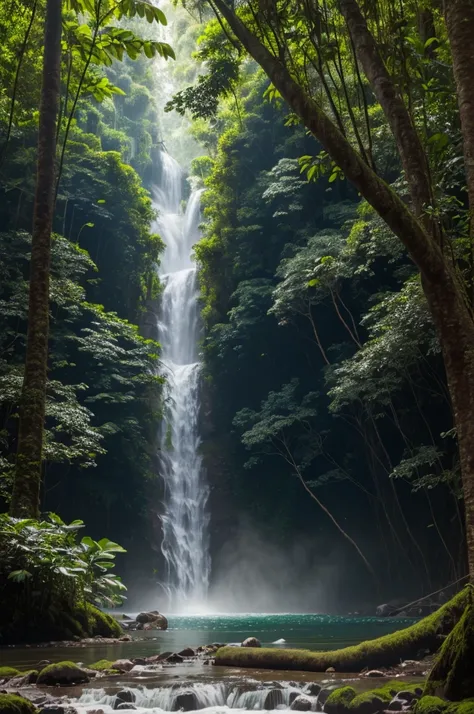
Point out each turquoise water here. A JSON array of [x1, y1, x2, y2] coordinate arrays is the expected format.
[[164, 612, 415, 649], [0, 613, 416, 668]]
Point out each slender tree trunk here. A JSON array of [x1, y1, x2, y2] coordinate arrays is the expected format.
[[10, 0, 62, 519]]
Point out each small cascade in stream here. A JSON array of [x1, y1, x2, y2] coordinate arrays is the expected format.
[[78, 680, 327, 712], [153, 150, 210, 610]]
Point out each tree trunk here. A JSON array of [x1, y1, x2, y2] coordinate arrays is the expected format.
[[9, 0, 62, 519], [444, 0, 474, 238], [424, 273, 474, 580], [339, 0, 432, 220]]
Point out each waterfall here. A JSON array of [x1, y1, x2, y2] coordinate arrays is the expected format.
[[153, 151, 210, 610]]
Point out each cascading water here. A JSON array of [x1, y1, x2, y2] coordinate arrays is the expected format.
[[153, 151, 210, 609], [78, 680, 326, 712]]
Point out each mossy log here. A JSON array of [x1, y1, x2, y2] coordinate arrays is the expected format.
[[214, 590, 468, 672], [425, 590, 474, 701]]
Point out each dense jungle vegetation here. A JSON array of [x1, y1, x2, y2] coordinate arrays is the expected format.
[[170, 0, 474, 605], [0, 0, 178, 639], [3, 0, 474, 653]]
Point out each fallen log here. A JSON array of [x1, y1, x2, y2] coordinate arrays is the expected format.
[[214, 590, 468, 673]]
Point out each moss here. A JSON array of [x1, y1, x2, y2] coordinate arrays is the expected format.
[[88, 659, 116, 671], [446, 701, 474, 714], [414, 697, 449, 714], [326, 682, 420, 714], [325, 687, 356, 713], [425, 597, 474, 701], [0, 694, 38, 714], [215, 590, 468, 672], [0, 667, 21, 678], [36, 661, 89, 686], [86, 604, 122, 638]]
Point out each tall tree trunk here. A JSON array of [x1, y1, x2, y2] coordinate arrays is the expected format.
[[208, 0, 474, 579], [339, 0, 432, 221], [9, 0, 62, 519], [444, 1, 474, 239]]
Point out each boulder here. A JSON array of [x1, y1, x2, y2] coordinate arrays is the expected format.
[[135, 611, 168, 630], [241, 637, 261, 648], [110, 660, 134, 673], [7, 672, 38, 687], [303, 683, 321, 696], [146, 652, 172, 663], [290, 695, 313, 711], [37, 662, 89, 686], [119, 635, 132, 642], [166, 653, 184, 664], [115, 690, 135, 705], [171, 691, 198, 712], [177, 648, 196, 658], [263, 689, 284, 709], [364, 671, 386, 678]]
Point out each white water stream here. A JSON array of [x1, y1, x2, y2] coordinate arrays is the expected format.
[[153, 151, 210, 610], [78, 680, 328, 712]]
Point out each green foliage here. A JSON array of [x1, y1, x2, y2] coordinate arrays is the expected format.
[[0, 513, 126, 607], [0, 513, 127, 642], [165, 19, 241, 119]]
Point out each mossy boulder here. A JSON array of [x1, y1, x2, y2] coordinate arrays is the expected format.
[[446, 701, 474, 713], [0, 694, 38, 714], [326, 682, 420, 714], [426, 594, 474, 701], [88, 659, 115, 671], [36, 661, 89, 686], [414, 697, 449, 714], [0, 667, 21, 679], [325, 687, 357, 713], [88, 659, 120, 674]]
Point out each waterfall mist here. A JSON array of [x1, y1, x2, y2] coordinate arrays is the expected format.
[[154, 151, 210, 612], [207, 522, 342, 613]]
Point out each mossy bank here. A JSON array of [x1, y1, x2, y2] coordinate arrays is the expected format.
[[0, 602, 121, 644]]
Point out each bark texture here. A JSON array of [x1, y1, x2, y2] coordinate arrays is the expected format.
[[10, 0, 62, 518], [445, 0, 474, 236], [339, 0, 432, 219]]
